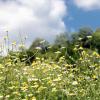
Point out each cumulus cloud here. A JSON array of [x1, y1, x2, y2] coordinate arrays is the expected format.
[[74, 0, 100, 11], [0, 0, 67, 47]]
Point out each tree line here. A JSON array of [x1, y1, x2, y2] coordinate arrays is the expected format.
[[7, 27, 100, 65]]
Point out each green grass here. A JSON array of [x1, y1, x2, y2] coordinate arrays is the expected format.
[[0, 47, 100, 100]]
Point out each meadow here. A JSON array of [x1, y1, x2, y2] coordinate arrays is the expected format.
[[0, 31, 100, 100]]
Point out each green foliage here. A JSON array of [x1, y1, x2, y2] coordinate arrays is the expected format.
[[29, 38, 49, 51], [0, 44, 100, 100], [29, 38, 43, 50], [8, 50, 35, 65], [78, 27, 93, 37], [92, 29, 100, 53], [0, 27, 100, 100], [18, 50, 35, 64], [54, 33, 68, 48], [71, 27, 93, 49]]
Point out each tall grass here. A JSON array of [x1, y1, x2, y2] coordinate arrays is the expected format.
[[0, 32, 99, 100]]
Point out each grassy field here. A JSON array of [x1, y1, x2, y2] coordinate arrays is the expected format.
[[0, 43, 100, 100], [0, 0, 100, 99]]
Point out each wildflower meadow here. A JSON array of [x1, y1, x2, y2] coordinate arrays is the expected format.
[[0, 31, 99, 100]]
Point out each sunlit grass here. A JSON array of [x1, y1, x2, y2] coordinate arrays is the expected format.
[[0, 33, 100, 100]]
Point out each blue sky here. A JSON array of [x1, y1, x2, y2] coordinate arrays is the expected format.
[[0, 0, 100, 46], [64, 0, 100, 32]]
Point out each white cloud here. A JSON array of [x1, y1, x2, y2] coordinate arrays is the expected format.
[[74, 0, 100, 11], [0, 0, 67, 47]]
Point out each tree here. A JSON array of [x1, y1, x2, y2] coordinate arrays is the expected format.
[[92, 28, 100, 53], [76, 27, 93, 48], [71, 32, 79, 45], [54, 33, 68, 48], [29, 38, 49, 53], [78, 27, 93, 38]]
